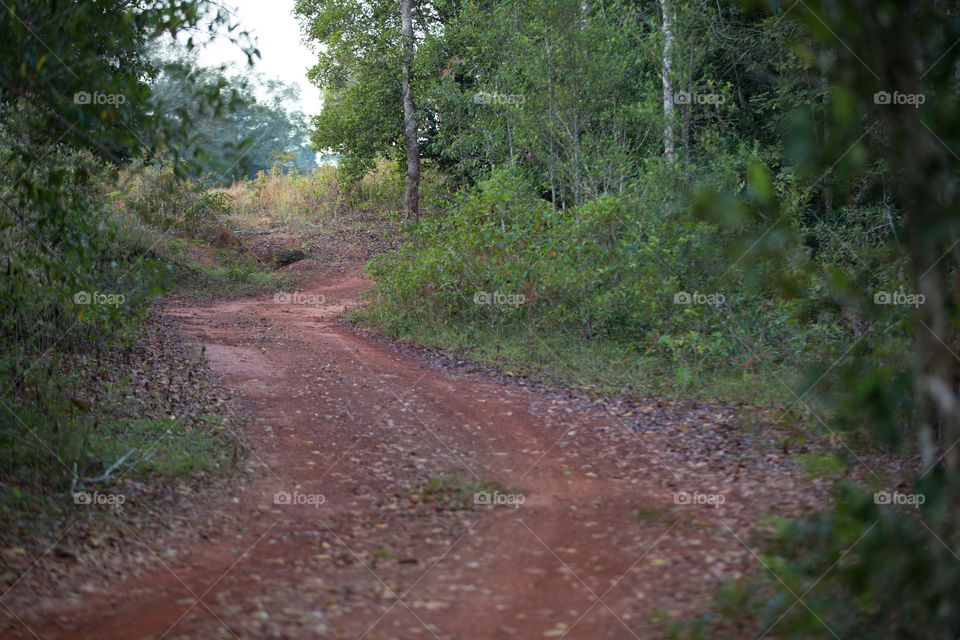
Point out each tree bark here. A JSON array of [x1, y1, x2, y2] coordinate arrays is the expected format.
[[660, 0, 675, 163], [879, 13, 960, 478], [401, 0, 420, 221]]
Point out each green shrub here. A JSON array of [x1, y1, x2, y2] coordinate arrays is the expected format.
[[676, 480, 960, 640], [0, 105, 249, 495], [116, 161, 231, 233], [358, 164, 824, 395], [0, 105, 170, 363]]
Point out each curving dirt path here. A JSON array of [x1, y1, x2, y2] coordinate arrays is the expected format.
[[10, 259, 839, 639]]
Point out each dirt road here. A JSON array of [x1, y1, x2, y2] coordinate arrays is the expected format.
[[11, 259, 835, 639]]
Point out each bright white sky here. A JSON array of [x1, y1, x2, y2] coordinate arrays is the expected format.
[[196, 0, 323, 117]]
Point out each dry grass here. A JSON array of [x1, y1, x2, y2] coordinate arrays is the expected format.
[[225, 164, 338, 230], [224, 158, 413, 232]]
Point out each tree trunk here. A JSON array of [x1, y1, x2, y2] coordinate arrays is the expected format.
[[401, 0, 420, 221], [881, 21, 960, 479], [660, 0, 675, 163]]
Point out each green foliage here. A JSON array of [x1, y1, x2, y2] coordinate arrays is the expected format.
[[358, 162, 850, 397], [0, 104, 170, 361], [0, 0, 257, 166], [0, 0, 267, 500], [0, 0, 257, 385], [674, 1, 960, 638], [418, 0, 656, 202], [796, 451, 848, 478], [677, 481, 959, 640], [411, 475, 512, 511], [92, 416, 237, 477], [298, 0, 791, 202], [294, 0, 410, 180], [175, 264, 288, 301]]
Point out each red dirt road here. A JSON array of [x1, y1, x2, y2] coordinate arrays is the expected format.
[[6, 260, 837, 639]]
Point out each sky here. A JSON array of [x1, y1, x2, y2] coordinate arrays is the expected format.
[[195, 0, 323, 117]]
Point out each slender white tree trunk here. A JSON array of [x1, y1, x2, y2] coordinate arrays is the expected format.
[[660, 0, 675, 163], [401, 0, 420, 221]]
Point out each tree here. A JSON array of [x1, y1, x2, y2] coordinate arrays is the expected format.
[[401, 0, 421, 221], [791, 0, 960, 479], [661, 0, 675, 163], [296, 0, 471, 188], [416, 0, 657, 205], [0, 0, 257, 167], [0, 0, 258, 486], [149, 44, 317, 182], [0, 0, 257, 356]]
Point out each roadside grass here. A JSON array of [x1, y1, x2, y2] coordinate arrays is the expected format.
[[633, 506, 667, 521], [156, 235, 288, 300], [1, 355, 242, 488], [0, 318, 246, 549], [91, 416, 239, 477], [352, 311, 798, 408], [224, 158, 415, 233], [0, 412, 241, 559], [0, 410, 239, 540], [172, 262, 288, 300], [0, 487, 68, 552], [796, 451, 849, 479]]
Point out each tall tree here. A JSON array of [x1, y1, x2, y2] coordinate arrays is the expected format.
[[418, 0, 654, 205], [401, 0, 420, 221], [295, 0, 451, 186], [660, 0, 675, 163]]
